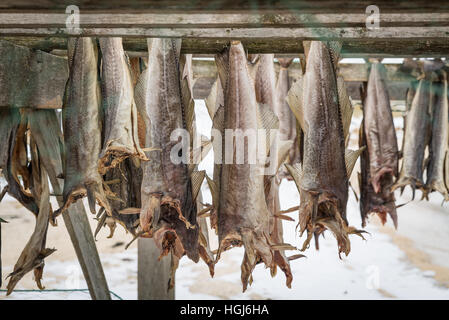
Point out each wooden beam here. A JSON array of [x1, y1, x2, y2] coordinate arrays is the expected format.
[[1, 12, 449, 40], [0, 40, 416, 108], [3, 37, 449, 56], [138, 238, 175, 300], [1, 1, 449, 13]]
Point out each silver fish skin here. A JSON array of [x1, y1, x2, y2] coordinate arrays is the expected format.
[[424, 70, 449, 200], [98, 37, 146, 174]]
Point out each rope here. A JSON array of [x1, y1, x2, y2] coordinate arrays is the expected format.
[[0, 289, 123, 300]]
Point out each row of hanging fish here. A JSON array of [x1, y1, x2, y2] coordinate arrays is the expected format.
[[2, 36, 435, 294], [393, 60, 449, 203]]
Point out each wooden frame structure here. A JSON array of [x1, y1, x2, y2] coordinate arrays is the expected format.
[[0, 0, 447, 300]]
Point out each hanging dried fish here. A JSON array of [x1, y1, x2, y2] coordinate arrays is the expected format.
[[252, 54, 295, 284], [359, 61, 399, 228], [207, 41, 296, 291], [276, 58, 302, 169], [0, 109, 38, 216], [424, 70, 449, 200], [54, 37, 111, 218], [138, 39, 209, 288], [286, 41, 365, 257], [392, 66, 437, 198], [6, 138, 56, 295], [98, 38, 146, 175]]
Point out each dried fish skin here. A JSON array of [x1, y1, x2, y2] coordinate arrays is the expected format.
[[253, 54, 294, 285], [359, 122, 398, 228], [6, 138, 55, 295], [392, 75, 434, 197], [211, 41, 294, 291], [139, 38, 199, 264], [98, 38, 146, 175], [286, 41, 364, 257], [358, 62, 398, 228], [276, 58, 301, 168], [0, 109, 38, 216], [364, 62, 399, 193], [424, 71, 449, 200], [55, 37, 111, 217]]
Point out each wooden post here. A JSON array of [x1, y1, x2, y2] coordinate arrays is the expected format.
[[138, 238, 175, 300], [61, 202, 111, 300]]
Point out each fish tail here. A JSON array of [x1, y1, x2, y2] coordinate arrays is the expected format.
[[278, 57, 294, 69], [140, 193, 162, 233]]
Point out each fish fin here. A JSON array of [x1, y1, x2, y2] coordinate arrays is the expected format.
[[205, 76, 223, 119], [179, 54, 196, 138], [285, 163, 303, 191], [258, 102, 280, 131], [247, 57, 260, 82], [205, 175, 219, 208], [302, 41, 312, 63], [275, 140, 294, 173], [189, 136, 212, 171], [191, 170, 206, 201], [345, 147, 365, 178], [94, 211, 107, 240], [327, 41, 342, 71], [215, 47, 230, 92], [134, 68, 149, 126], [286, 77, 305, 130], [337, 76, 354, 141]]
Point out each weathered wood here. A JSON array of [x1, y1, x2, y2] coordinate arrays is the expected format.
[[0, 40, 67, 108], [61, 202, 111, 300], [38, 111, 111, 300], [2, 12, 449, 28], [4, 36, 449, 56], [0, 40, 416, 108], [138, 238, 175, 300], [1, 1, 449, 12]]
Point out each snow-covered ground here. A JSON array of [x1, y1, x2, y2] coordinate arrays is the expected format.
[[1, 100, 449, 300]]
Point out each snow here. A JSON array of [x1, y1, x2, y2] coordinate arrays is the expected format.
[[2, 99, 449, 300]]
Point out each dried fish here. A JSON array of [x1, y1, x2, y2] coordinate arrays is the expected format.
[[286, 41, 365, 257], [54, 37, 111, 218], [359, 61, 399, 228], [424, 70, 449, 200], [207, 41, 295, 291], [98, 38, 146, 175], [392, 70, 436, 198], [138, 39, 207, 288]]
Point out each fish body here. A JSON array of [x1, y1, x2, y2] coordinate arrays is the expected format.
[[286, 41, 364, 256], [359, 62, 398, 228], [55, 37, 110, 217], [425, 71, 449, 200], [276, 58, 300, 166], [211, 41, 293, 291], [253, 54, 293, 283], [98, 38, 146, 174], [392, 74, 434, 197], [139, 39, 199, 268]]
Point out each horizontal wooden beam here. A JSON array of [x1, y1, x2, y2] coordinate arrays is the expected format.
[[1, 12, 449, 40], [1, 1, 449, 13], [3, 37, 449, 56], [0, 40, 415, 109]]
